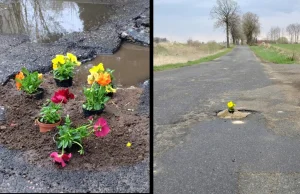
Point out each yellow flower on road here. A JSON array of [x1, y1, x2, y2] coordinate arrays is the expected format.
[[227, 101, 235, 109], [126, 142, 131, 147], [38, 73, 43, 79]]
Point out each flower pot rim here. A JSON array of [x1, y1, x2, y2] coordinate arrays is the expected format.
[[36, 117, 62, 125]]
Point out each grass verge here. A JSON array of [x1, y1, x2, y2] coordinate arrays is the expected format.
[[154, 47, 233, 71], [250, 46, 295, 64]]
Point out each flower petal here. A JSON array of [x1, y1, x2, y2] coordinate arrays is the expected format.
[[95, 125, 110, 137]]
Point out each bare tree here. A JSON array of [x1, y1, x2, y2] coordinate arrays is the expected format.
[[287, 24, 294, 43], [242, 12, 260, 45], [228, 13, 242, 44], [210, 0, 239, 48], [296, 23, 300, 43]]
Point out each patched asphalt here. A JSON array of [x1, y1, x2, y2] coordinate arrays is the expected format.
[[154, 46, 300, 194]]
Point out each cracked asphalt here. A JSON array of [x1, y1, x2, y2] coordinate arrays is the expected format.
[[154, 46, 300, 193]]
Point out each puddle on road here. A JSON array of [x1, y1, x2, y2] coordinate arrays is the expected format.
[[74, 43, 149, 87], [0, 0, 116, 43]]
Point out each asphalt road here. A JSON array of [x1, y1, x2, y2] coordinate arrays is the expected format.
[[154, 46, 300, 194]]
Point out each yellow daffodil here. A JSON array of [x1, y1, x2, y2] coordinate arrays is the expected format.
[[53, 63, 58, 70], [38, 73, 43, 79], [89, 63, 104, 74], [126, 142, 132, 147], [227, 101, 235, 109], [106, 85, 116, 93]]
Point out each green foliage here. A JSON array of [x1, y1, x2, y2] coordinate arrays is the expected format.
[[154, 47, 233, 71], [57, 115, 92, 154], [53, 60, 75, 80], [106, 68, 115, 82], [16, 67, 42, 94], [82, 83, 110, 111], [250, 46, 295, 64], [39, 100, 62, 124]]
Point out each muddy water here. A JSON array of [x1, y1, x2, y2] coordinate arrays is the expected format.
[[0, 0, 116, 43], [74, 43, 149, 87]]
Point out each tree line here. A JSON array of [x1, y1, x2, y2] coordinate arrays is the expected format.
[[266, 24, 300, 44], [210, 0, 260, 47]]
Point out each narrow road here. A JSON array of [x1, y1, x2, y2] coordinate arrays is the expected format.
[[154, 46, 300, 193]]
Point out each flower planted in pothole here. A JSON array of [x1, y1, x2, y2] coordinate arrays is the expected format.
[[52, 53, 81, 87], [227, 101, 236, 113], [51, 115, 110, 167], [15, 67, 44, 100], [35, 89, 74, 132], [87, 63, 116, 97], [82, 83, 110, 117]]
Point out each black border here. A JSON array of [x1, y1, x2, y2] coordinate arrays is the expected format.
[[149, 0, 154, 193]]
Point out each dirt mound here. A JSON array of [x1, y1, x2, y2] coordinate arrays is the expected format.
[[0, 74, 149, 170]]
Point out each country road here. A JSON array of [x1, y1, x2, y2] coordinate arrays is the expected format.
[[154, 46, 300, 193]]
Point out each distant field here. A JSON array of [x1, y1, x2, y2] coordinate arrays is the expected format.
[[154, 42, 226, 67], [272, 44, 300, 52], [154, 47, 233, 71]]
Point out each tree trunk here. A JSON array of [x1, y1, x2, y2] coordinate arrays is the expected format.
[[226, 21, 229, 48]]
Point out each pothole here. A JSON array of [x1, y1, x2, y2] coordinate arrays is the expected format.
[[215, 109, 259, 119]]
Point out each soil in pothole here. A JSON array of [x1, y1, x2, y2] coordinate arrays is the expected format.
[[0, 73, 149, 170]]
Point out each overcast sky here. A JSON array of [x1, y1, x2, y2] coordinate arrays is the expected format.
[[154, 0, 300, 42]]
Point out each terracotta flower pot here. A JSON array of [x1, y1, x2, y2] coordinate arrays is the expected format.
[[54, 77, 73, 87], [82, 107, 105, 117], [35, 118, 62, 133], [25, 88, 44, 100]]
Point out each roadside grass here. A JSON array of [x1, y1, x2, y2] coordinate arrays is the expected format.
[[154, 47, 233, 71], [250, 46, 295, 64]]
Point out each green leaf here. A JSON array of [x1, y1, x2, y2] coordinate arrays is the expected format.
[[57, 141, 63, 149]]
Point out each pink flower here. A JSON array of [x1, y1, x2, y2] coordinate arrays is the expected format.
[[93, 118, 110, 137], [88, 116, 93, 121], [50, 152, 72, 167], [51, 89, 75, 104]]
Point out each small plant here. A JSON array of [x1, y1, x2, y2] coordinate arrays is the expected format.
[[87, 63, 116, 93], [15, 67, 43, 94], [82, 83, 110, 111], [39, 100, 62, 124], [39, 89, 75, 124], [51, 116, 110, 167], [227, 101, 235, 113], [52, 53, 81, 81]]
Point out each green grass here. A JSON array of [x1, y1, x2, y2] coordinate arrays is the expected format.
[[154, 47, 233, 71], [272, 44, 300, 52], [250, 46, 295, 64]]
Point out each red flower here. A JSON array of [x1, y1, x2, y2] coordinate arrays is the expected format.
[[93, 117, 110, 137], [50, 152, 72, 167], [51, 89, 75, 104]]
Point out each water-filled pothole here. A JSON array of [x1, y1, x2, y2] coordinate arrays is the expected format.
[[74, 43, 149, 87], [0, 0, 116, 43]]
